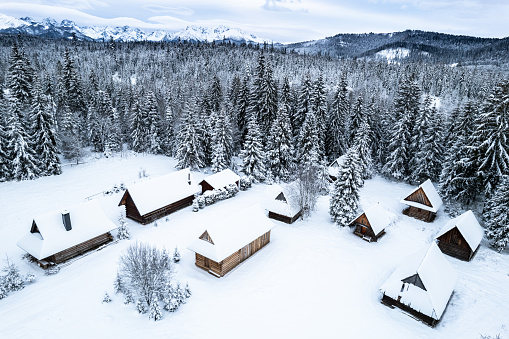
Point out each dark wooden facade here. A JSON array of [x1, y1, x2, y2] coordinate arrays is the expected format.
[[381, 294, 442, 327], [118, 190, 194, 225], [403, 188, 436, 222], [195, 231, 271, 277], [268, 211, 302, 224], [351, 213, 385, 242], [436, 227, 478, 261], [37, 232, 113, 268]]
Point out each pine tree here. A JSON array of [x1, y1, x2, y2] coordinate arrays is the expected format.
[[266, 102, 294, 182], [30, 79, 61, 176], [326, 75, 349, 161], [59, 104, 83, 162], [352, 118, 373, 180], [293, 73, 312, 138], [311, 73, 327, 137], [382, 74, 421, 181], [208, 74, 223, 114], [148, 293, 162, 321], [59, 49, 85, 118], [7, 42, 33, 107], [2, 258, 25, 292], [113, 272, 124, 294], [175, 100, 204, 170], [130, 96, 147, 153], [240, 114, 266, 181], [0, 100, 11, 181], [211, 108, 233, 172], [136, 299, 148, 314], [258, 59, 278, 134], [123, 289, 134, 305], [297, 109, 321, 168], [117, 215, 130, 240], [410, 104, 444, 183], [145, 91, 163, 154], [172, 247, 181, 263], [161, 96, 175, 156], [7, 96, 39, 181], [235, 75, 250, 146], [471, 80, 509, 195], [329, 149, 362, 227], [484, 176, 509, 252], [349, 96, 364, 147], [102, 292, 112, 303], [439, 100, 479, 205]]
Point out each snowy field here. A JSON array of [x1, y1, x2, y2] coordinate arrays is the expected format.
[[0, 153, 508, 338]]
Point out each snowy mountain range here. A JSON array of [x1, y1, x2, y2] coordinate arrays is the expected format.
[[0, 14, 271, 44]]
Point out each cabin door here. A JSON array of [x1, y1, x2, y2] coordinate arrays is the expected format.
[[240, 244, 250, 262], [204, 257, 210, 269], [361, 226, 367, 234]]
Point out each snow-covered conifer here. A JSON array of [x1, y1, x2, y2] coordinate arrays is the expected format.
[[329, 149, 362, 227], [102, 292, 112, 303], [117, 215, 130, 240], [145, 91, 163, 155], [175, 99, 204, 170], [352, 118, 373, 180], [292, 73, 312, 138], [211, 108, 233, 172], [136, 299, 148, 314], [484, 176, 509, 252], [123, 290, 134, 305], [172, 247, 180, 263], [130, 96, 147, 153], [113, 272, 124, 294], [240, 114, 266, 181], [148, 293, 162, 321], [266, 102, 294, 182], [326, 75, 349, 161], [2, 258, 25, 292], [7, 42, 33, 106]]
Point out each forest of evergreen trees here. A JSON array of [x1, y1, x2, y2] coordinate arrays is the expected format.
[[0, 34, 508, 250]]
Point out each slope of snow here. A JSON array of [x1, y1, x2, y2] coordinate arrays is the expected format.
[[376, 47, 410, 60], [0, 13, 28, 30], [0, 154, 508, 338]]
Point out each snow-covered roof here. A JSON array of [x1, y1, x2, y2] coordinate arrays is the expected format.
[[350, 203, 396, 235], [17, 200, 117, 260], [401, 179, 443, 213], [267, 180, 302, 218], [435, 210, 484, 251], [187, 205, 275, 262], [122, 168, 200, 216], [328, 155, 346, 178], [200, 169, 240, 190], [380, 242, 457, 320]]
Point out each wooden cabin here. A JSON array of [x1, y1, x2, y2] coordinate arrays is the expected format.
[[348, 203, 395, 242], [118, 168, 200, 225], [199, 168, 240, 194], [17, 200, 116, 268], [400, 179, 443, 222], [187, 206, 275, 277], [267, 181, 302, 224], [380, 242, 457, 327], [435, 210, 484, 261]]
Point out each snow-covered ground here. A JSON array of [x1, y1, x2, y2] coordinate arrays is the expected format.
[[1, 153, 508, 338]]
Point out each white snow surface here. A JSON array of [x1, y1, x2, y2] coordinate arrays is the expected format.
[[200, 168, 240, 191], [267, 180, 301, 217], [16, 199, 116, 260], [1, 153, 509, 338], [435, 210, 484, 251], [380, 242, 458, 320], [401, 179, 443, 213], [328, 155, 346, 179], [187, 205, 274, 262], [376, 48, 410, 60], [0, 13, 28, 29], [351, 203, 396, 235], [123, 168, 200, 216]]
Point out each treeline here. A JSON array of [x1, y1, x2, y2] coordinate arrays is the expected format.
[[0, 35, 508, 248]]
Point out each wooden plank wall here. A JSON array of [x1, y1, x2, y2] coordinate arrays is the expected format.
[[381, 294, 439, 327], [140, 195, 194, 224], [405, 187, 433, 208], [220, 251, 241, 275], [437, 228, 474, 261], [404, 206, 435, 222], [49, 232, 113, 264]]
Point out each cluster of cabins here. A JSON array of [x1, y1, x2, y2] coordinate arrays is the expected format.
[[17, 168, 276, 277], [16, 164, 486, 328]]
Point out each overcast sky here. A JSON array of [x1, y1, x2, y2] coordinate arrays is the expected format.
[[0, 0, 508, 43]]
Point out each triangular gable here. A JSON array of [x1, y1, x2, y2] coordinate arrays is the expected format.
[[401, 179, 443, 213], [402, 273, 427, 291], [349, 203, 394, 235], [199, 230, 214, 245], [275, 192, 287, 202]]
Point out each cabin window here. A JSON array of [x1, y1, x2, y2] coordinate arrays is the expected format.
[[400, 283, 405, 292]]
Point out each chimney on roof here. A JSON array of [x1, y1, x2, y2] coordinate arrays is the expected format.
[[188, 172, 191, 185], [62, 211, 72, 231]]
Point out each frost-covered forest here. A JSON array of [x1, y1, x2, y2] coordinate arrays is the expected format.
[[1, 35, 509, 249]]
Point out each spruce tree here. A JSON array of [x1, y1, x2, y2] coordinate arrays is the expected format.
[[382, 74, 421, 181], [161, 98, 175, 156], [484, 176, 509, 252], [59, 104, 83, 162], [326, 76, 349, 161], [297, 109, 321, 168], [130, 96, 147, 153], [149, 293, 162, 321], [258, 59, 278, 134], [352, 118, 373, 180], [145, 91, 163, 154], [293, 73, 312, 138], [7, 96, 39, 181], [240, 114, 266, 181], [30, 79, 61, 176], [439, 100, 479, 205], [235, 75, 250, 146], [175, 100, 204, 170], [266, 102, 294, 182], [211, 108, 233, 172], [349, 96, 365, 147], [471, 80, 509, 195], [7, 42, 33, 107], [0, 100, 11, 180], [329, 149, 362, 227]]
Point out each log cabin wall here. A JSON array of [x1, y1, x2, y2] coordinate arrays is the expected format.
[[268, 211, 293, 224], [220, 251, 241, 276], [381, 294, 439, 327], [139, 195, 194, 224], [436, 227, 474, 261], [48, 232, 113, 264], [120, 192, 145, 224], [353, 223, 377, 241], [404, 206, 435, 222], [195, 253, 222, 276]]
